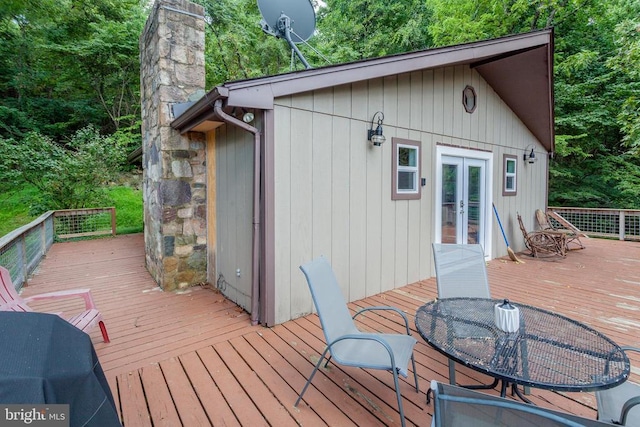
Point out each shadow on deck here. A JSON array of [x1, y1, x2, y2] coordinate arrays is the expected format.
[[19, 233, 640, 426]]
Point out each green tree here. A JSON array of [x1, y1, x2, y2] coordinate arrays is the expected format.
[[425, 0, 640, 208], [315, 0, 433, 62], [194, 0, 434, 84], [0, 127, 127, 213], [193, 0, 293, 85], [0, 0, 146, 142], [549, 0, 640, 207], [607, 9, 640, 154]]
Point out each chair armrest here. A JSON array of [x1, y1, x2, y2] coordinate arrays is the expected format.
[[353, 306, 412, 335], [23, 289, 97, 310], [617, 346, 640, 425], [620, 395, 640, 426]]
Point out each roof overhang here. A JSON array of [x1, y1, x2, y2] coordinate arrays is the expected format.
[[172, 29, 554, 152]]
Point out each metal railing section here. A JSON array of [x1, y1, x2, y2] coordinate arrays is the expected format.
[[53, 208, 116, 239], [0, 207, 116, 290], [548, 207, 640, 241]]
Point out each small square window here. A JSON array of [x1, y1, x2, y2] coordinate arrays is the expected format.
[[392, 138, 421, 200], [503, 154, 517, 196]]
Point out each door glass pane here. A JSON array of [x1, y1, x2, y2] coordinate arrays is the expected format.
[[467, 165, 481, 244], [441, 164, 457, 244]]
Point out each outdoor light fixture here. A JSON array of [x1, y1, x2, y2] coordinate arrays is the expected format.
[[523, 145, 537, 164], [367, 111, 386, 146], [242, 111, 255, 123]]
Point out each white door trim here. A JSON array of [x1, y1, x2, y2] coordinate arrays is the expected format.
[[435, 145, 493, 258]]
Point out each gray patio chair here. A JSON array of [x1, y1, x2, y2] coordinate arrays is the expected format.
[[430, 380, 612, 427], [432, 243, 493, 386], [596, 346, 640, 426], [295, 256, 419, 427], [432, 243, 490, 299]]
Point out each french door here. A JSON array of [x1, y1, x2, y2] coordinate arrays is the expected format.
[[440, 156, 487, 245]]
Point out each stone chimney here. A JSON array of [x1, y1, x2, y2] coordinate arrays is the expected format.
[[140, 0, 207, 290]]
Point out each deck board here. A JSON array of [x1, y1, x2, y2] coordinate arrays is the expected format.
[[196, 345, 269, 426], [139, 364, 182, 426], [16, 233, 640, 426], [177, 351, 242, 427], [159, 357, 212, 426], [117, 371, 152, 427]]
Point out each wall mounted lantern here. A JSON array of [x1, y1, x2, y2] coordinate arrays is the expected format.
[[367, 111, 386, 146], [523, 145, 537, 164], [242, 111, 255, 123]]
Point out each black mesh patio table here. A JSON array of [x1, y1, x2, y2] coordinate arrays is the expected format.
[[415, 298, 630, 399]]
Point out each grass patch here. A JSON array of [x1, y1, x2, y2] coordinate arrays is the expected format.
[[0, 185, 39, 238], [0, 183, 144, 239], [105, 186, 144, 234]]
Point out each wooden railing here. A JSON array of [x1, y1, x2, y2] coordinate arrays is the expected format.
[[548, 207, 640, 241], [0, 207, 116, 290]]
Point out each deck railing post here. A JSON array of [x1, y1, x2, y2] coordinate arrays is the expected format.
[[110, 207, 117, 237], [40, 219, 46, 262], [19, 234, 27, 287], [619, 210, 625, 241]]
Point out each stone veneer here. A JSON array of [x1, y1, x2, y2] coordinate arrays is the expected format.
[[140, 0, 207, 290]]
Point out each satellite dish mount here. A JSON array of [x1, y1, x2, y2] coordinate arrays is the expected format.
[[258, 0, 315, 69]]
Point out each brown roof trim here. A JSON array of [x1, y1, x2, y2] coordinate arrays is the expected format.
[[224, 30, 551, 105], [172, 29, 554, 151], [171, 87, 228, 132]]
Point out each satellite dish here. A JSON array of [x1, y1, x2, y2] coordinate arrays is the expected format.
[[257, 0, 316, 69]]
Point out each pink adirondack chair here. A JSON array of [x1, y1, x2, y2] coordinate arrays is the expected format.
[[0, 266, 110, 343]]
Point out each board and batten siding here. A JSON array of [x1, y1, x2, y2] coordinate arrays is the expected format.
[[270, 64, 546, 324], [214, 123, 254, 312]]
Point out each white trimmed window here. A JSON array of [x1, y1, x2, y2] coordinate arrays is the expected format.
[[503, 154, 517, 196], [392, 138, 421, 200]]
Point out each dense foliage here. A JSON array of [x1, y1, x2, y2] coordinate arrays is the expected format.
[[0, 126, 127, 212], [0, 0, 146, 141], [1, 0, 639, 214]]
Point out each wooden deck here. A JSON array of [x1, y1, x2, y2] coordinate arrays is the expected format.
[[19, 233, 640, 426]]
